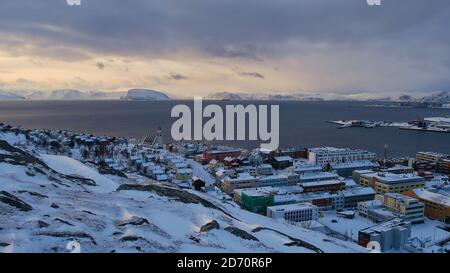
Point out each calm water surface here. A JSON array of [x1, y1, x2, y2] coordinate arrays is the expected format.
[[0, 100, 448, 157]]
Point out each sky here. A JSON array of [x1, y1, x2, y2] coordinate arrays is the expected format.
[[0, 0, 449, 99]]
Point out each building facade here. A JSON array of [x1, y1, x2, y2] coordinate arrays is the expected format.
[[308, 147, 377, 165], [358, 172, 425, 194], [267, 203, 319, 222], [376, 193, 425, 223]]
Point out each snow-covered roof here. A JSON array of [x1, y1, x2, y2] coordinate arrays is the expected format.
[[358, 200, 382, 207], [331, 161, 378, 169], [361, 172, 425, 184], [301, 180, 344, 188], [299, 172, 339, 180], [412, 189, 450, 207], [177, 168, 193, 174], [293, 164, 323, 172], [267, 203, 317, 212], [234, 185, 303, 197], [360, 218, 409, 234], [274, 156, 293, 162], [259, 174, 288, 181], [258, 164, 274, 169]]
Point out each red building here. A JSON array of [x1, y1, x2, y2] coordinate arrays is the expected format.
[[203, 149, 241, 162]]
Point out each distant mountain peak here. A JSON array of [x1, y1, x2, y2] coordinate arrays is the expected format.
[[123, 89, 171, 101]]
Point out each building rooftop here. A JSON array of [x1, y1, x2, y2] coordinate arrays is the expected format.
[[360, 218, 410, 234], [206, 149, 241, 155], [384, 192, 418, 202], [258, 164, 274, 169], [358, 200, 383, 207], [267, 203, 317, 212], [224, 173, 258, 182], [299, 172, 339, 181], [361, 172, 424, 184], [331, 161, 378, 169], [259, 174, 288, 181], [177, 168, 193, 174], [417, 151, 448, 157], [309, 147, 374, 154], [234, 185, 303, 197], [293, 164, 323, 173], [370, 208, 397, 218], [301, 180, 344, 188], [274, 156, 293, 162], [411, 189, 450, 207], [273, 187, 376, 203]]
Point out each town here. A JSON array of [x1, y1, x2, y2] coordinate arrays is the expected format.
[[1, 122, 449, 253]]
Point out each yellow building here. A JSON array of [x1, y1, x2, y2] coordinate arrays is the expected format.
[[375, 193, 424, 223], [440, 159, 450, 174], [175, 168, 193, 181], [221, 174, 259, 194], [359, 172, 425, 194]]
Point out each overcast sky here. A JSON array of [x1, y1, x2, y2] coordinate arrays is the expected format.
[[0, 0, 449, 98]]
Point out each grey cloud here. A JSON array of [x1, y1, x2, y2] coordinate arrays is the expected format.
[[167, 73, 188, 80], [0, 0, 450, 92], [238, 72, 265, 79], [96, 62, 105, 70]]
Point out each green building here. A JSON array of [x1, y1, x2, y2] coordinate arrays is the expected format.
[[241, 192, 275, 213]]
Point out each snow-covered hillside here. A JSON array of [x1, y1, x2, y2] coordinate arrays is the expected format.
[[0, 136, 365, 253]]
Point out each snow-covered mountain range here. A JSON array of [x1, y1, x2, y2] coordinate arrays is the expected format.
[[0, 89, 172, 101], [0, 90, 126, 100], [205, 92, 324, 101], [1, 89, 448, 102]]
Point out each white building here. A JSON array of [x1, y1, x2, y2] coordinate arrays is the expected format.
[[357, 200, 383, 217], [267, 203, 319, 222], [308, 147, 377, 165]]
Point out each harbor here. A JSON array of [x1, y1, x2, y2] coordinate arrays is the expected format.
[[329, 117, 450, 133]]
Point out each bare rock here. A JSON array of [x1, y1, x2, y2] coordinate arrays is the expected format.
[[199, 220, 220, 233], [0, 191, 33, 212]]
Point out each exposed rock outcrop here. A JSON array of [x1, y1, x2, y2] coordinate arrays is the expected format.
[[0, 191, 33, 212]]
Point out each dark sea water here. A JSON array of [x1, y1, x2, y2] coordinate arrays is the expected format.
[[0, 100, 448, 157]]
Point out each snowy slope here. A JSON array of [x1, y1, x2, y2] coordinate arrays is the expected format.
[[39, 154, 117, 193]]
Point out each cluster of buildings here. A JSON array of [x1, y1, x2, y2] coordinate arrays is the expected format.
[[203, 145, 450, 252], [416, 151, 450, 175], [3, 122, 448, 252], [207, 147, 380, 223], [358, 193, 425, 224]]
